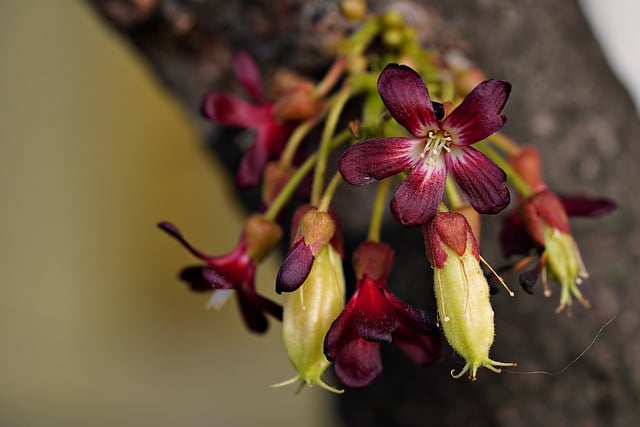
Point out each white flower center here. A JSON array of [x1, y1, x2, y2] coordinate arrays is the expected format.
[[422, 130, 452, 166]]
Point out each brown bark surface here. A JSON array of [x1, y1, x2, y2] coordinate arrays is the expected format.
[[86, 1, 639, 425]]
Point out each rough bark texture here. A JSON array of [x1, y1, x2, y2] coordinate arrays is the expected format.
[[86, 1, 638, 426]]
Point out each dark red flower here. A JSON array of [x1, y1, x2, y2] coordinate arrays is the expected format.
[[338, 63, 511, 226], [499, 147, 616, 310], [201, 52, 294, 189], [158, 216, 283, 333], [324, 241, 441, 387]]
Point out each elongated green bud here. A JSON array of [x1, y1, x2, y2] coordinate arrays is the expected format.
[[424, 212, 515, 380], [277, 244, 345, 392]]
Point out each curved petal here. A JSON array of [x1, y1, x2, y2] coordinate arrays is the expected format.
[[275, 239, 314, 293], [178, 266, 220, 291], [324, 290, 360, 360], [390, 157, 447, 226], [236, 290, 270, 333], [333, 336, 383, 388], [447, 146, 510, 214], [393, 324, 442, 365], [499, 210, 536, 257], [377, 64, 437, 137], [338, 137, 419, 186], [158, 222, 212, 261], [232, 51, 264, 101], [383, 289, 433, 335], [560, 195, 617, 218], [201, 92, 270, 128], [442, 79, 511, 146], [353, 277, 398, 343]]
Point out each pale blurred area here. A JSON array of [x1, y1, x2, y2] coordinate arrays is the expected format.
[[0, 2, 335, 426]]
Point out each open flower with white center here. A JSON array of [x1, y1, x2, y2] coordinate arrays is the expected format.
[[338, 63, 512, 226]]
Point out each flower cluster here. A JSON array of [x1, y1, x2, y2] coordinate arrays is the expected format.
[[157, 1, 616, 391]]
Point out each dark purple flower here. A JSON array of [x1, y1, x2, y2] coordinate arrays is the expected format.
[[158, 216, 283, 333], [201, 52, 294, 189], [324, 241, 441, 387], [339, 63, 511, 226]]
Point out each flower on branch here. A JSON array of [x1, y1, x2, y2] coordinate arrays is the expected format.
[[158, 215, 283, 333], [500, 146, 616, 312], [324, 241, 441, 387], [201, 52, 327, 189], [339, 63, 511, 226]]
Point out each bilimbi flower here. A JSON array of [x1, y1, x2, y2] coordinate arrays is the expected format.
[[424, 212, 515, 380], [158, 215, 283, 333], [500, 146, 616, 312], [324, 241, 441, 387], [201, 52, 326, 188], [339, 63, 511, 226]]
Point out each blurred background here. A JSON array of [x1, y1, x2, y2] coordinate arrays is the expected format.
[[0, 1, 636, 426], [0, 2, 334, 426]]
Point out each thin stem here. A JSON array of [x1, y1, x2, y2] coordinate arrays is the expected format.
[[315, 56, 347, 98], [311, 86, 351, 205], [280, 118, 318, 165], [444, 175, 463, 209], [318, 172, 342, 212], [488, 132, 522, 157], [476, 142, 533, 198], [263, 131, 352, 221], [367, 178, 391, 242]]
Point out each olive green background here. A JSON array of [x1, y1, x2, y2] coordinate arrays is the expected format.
[[0, 2, 333, 426]]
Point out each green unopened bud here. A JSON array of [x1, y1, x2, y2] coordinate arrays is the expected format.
[[277, 245, 345, 392], [544, 227, 590, 312], [425, 213, 515, 380], [340, 0, 367, 22]]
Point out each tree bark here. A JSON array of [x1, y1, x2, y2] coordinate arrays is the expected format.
[[86, 1, 639, 425]]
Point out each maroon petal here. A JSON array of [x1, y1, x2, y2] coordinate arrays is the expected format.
[[353, 277, 398, 343], [338, 137, 419, 185], [442, 79, 510, 146], [333, 336, 383, 388], [390, 158, 447, 226], [447, 146, 510, 214], [377, 64, 437, 137], [179, 266, 234, 291], [393, 324, 442, 365], [158, 222, 211, 261], [560, 195, 617, 218], [499, 210, 536, 258], [232, 51, 264, 102], [324, 290, 360, 361], [235, 131, 270, 188], [201, 92, 270, 128], [383, 289, 433, 335], [275, 239, 315, 293], [236, 291, 269, 333]]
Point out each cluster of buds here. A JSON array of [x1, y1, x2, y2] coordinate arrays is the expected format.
[[158, 1, 616, 391]]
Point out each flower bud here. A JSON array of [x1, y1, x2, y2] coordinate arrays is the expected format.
[[244, 214, 283, 263], [509, 146, 547, 193], [424, 212, 515, 380], [279, 244, 346, 392], [262, 162, 295, 205]]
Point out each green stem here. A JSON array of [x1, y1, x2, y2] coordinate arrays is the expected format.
[[444, 176, 463, 209], [476, 142, 533, 198], [318, 173, 342, 213], [311, 87, 352, 205], [263, 131, 352, 221], [280, 118, 318, 165], [487, 132, 521, 156], [367, 178, 391, 242]]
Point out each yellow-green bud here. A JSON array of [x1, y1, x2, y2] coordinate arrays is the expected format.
[[277, 244, 345, 392], [425, 212, 515, 380], [544, 227, 590, 312]]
